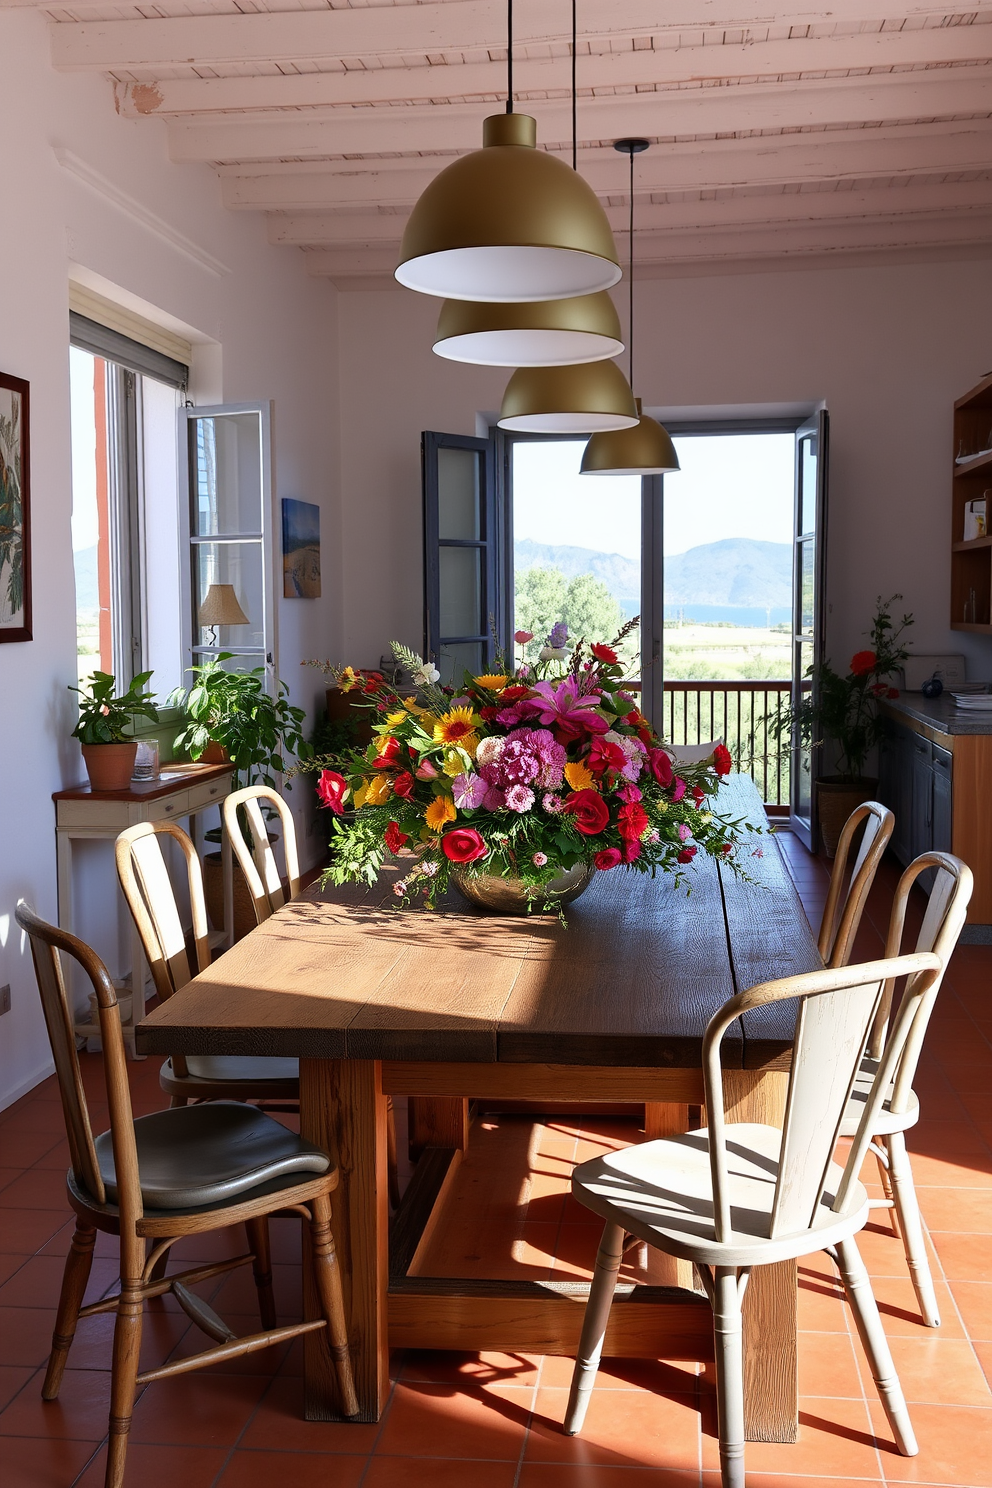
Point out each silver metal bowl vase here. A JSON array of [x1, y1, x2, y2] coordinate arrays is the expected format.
[[449, 860, 596, 915]]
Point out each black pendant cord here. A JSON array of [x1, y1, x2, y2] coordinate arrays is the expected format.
[[628, 145, 635, 386], [506, 0, 513, 111], [571, 0, 577, 170]]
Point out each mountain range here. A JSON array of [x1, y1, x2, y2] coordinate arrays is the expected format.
[[515, 536, 792, 609]]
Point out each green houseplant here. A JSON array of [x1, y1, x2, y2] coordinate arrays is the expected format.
[[170, 656, 311, 935], [772, 595, 913, 855], [70, 670, 159, 791]]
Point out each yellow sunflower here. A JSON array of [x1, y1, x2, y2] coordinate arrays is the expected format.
[[473, 674, 509, 691], [442, 750, 467, 777], [384, 710, 408, 728], [564, 761, 595, 792], [425, 796, 457, 831], [433, 706, 480, 758]]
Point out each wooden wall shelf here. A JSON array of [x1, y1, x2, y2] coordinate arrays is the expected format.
[[951, 374, 992, 632]]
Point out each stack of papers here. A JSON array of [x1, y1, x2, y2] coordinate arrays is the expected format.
[[951, 690, 992, 711]]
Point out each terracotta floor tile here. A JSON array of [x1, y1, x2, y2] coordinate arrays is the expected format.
[[699, 1395, 883, 1480], [931, 1231, 992, 1282], [524, 1384, 700, 1469], [0, 1103, 69, 1137], [797, 1268, 850, 1332], [128, 1371, 268, 1447], [948, 1280, 992, 1339], [0, 1131, 65, 1168], [882, 1333, 992, 1406], [537, 1354, 702, 1392], [216, 1448, 367, 1487], [373, 1380, 531, 1460], [365, 1459, 519, 1487], [0, 1168, 72, 1211], [853, 1224, 939, 1280], [522, 1467, 703, 1488], [917, 1187, 992, 1233], [867, 1400, 992, 1483], [0, 1365, 34, 1413], [75, 1442, 229, 1488], [167, 1313, 292, 1376], [972, 1340, 992, 1389], [32, 1139, 72, 1171], [0, 1306, 58, 1367], [701, 1476, 880, 1487], [0, 1432, 98, 1488], [398, 1350, 541, 1388], [0, 1254, 120, 1311], [865, 1275, 967, 1338], [798, 1329, 864, 1398], [239, 1375, 381, 1453], [0, 1366, 111, 1440], [899, 1150, 992, 1188]]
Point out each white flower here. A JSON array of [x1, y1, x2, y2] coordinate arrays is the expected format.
[[413, 663, 440, 685], [422, 861, 439, 877], [476, 736, 504, 768], [393, 881, 407, 896], [604, 729, 622, 743], [538, 646, 569, 663]]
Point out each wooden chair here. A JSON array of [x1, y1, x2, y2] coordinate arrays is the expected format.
[[115, 821, 299, 1107], [14, 902, 358, 1488], [222, 784, 301, 924], [840, 850, 972, 1326], [563, 949, 950, 1488], [818, 800, 895, 967], [224, 784, 402, 1207]]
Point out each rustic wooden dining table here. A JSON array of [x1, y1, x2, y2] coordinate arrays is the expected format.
[[137, 775, 820, 1443]]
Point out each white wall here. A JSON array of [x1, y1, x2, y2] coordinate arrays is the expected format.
[[0, 9, 341, 1108], [335, 259, 992, 679]]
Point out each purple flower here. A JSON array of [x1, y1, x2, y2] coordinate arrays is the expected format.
[[452, 772, 488, 810], [546, 621, 569, 649], [505, 785, 535, 813], [528, 676, 609, 738], [618, 736, 646, 782]]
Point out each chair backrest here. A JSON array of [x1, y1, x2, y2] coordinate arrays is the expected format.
[[818, 801, 895, 967], [702, 949, 942, 1243], [222, 785, 301, 924], [870, 850, 972, 1110], [15, 902, 141, 1223], [116, 821, 211, 1002]]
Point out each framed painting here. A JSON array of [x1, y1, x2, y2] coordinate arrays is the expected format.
[[0, 371, 31, 643], [282, 497, 321, 598]]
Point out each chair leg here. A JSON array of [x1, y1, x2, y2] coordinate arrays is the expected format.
[[563, 1221, 624, 1436], [887, 1132, 940, 1327], [873, 1140, 900, 1237], [309, 1192, 360, 1418], [169, 1096, 189, 1109], [386, 1096, 401, 1211], [711, 1267, 747, 1488], [42, 1223, 96, 1400], [105, 1283, 144, 1488], [835, 1236, 918, 1457], [245, 1217, 278, 1331]]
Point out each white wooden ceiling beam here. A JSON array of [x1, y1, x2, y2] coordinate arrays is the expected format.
[[114, 25, 992, 118], [49, 0, 992, 73], [266, 180, 992, 246], [165, 70, 992, 164], [222, 123, 992, 211]]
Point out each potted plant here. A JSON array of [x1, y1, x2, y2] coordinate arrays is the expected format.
[[772, 595, 913, 856], [170, 656, 311, 935], [70, 670, 159, 792]]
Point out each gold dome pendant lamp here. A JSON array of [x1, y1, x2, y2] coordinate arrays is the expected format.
[[581, 140, 680, 476], [498, 360, 638, 433], [395, 1, 621, 303], [432, 292, 623, 367]]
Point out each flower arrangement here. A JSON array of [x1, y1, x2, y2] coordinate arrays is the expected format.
[[310, 624, 745, 912], [310, 621, 743, 910]]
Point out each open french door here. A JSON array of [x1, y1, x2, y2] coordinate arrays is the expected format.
[[790, 409, 829, 850], [422, 430, 505, 683]]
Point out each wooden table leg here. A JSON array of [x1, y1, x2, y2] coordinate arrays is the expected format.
[[408, 1096, 470, 1160], [644, 1102, 697, 1292], [723, 1067, 798, 1444], [300, 1058, 389, 1422]]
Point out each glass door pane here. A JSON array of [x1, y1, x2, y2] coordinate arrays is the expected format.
[[190, 411, 264, 536], [790, 412, 829, 847], [422, 431, 496, 675]]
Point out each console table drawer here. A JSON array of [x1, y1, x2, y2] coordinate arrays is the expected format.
[[144, 790, 191, 822], [187, 777, 230, 813]]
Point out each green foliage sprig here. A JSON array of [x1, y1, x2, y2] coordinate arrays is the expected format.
[[69, 671, 159, 745]]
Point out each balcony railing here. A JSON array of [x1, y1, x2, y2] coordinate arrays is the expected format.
[[662, 680, 792, 811]]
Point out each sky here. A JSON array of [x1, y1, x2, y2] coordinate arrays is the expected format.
[[69, 346, 99, 553], [512, 432, 795, 559]]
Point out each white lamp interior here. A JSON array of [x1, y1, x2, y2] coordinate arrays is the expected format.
[[395, 246, 622, 302]]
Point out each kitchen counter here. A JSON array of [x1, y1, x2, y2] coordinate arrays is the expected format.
[[882, 691, 992, 736]]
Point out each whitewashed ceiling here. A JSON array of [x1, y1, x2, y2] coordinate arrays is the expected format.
[[23, 0, 992, 284]]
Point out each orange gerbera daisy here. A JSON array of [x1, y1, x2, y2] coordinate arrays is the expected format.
[[564, 761, 595, 792], [425, 796, 457, 831], [473, 674, 509, 691]]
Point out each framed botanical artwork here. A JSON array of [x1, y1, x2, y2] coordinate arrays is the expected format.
[[0, 371, 31, 643], [282, 497, 321, 598]]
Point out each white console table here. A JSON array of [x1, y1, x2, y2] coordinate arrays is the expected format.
[[53, 762, 234, 1052]]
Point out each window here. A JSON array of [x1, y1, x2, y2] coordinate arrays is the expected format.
[[69, 318, 187, 694]]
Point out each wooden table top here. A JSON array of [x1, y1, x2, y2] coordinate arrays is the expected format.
[[137, 775, 819, 1069], [53, 761, 232, 803]]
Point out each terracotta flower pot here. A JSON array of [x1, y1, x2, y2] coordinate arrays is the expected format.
[[815, 776, 879, 858], [81, 742, 138, 792], [200, 741, 230, 764]]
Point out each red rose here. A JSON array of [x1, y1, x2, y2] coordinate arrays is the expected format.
[[646, 748, 673, 788], [671, 776, 687, 803], [691, 784, 706, 806], [384, 821, 409, 855], [316, 770, 348, 815], [363, 672, 385, 694], [617, 801, 649, 841], [372, 736, 402, 768], [887, 687, 900, 699], [721, 843, 733, 855], [712, 744, 733, 777], [594, 847, 622, 870], [564, 788, 611, 835], [850, 650, 877, 676], [441, 827, 488, 864], [588, 738, 627, 776], [677, 846, 698, 864], [591, 643, 618, 664], [392, 770, 415, 799], [621, 838, 641, 863], [479, 706, 499, 722]]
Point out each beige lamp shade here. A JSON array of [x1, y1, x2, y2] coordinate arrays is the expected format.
[[498, 360, 639, 433], [580, 400, 681, 475], [433, 291, 623, 367], [396, 114, 621, 303], [198, 583, 249, 627]]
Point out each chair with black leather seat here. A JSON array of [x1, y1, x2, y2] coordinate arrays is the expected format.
[[115, 820, 299, 1109], [15, 901, 358, 1488]]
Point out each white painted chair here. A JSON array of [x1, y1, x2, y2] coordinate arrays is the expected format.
[[818, 801, 895, 968], [116, 821, 299, 1108], [222, 785, 302, 924], [840, 850, 972, 1327], [564, 950, 949, 1488]]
